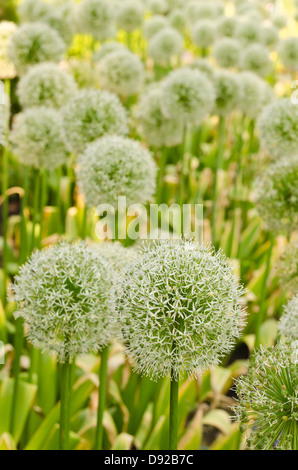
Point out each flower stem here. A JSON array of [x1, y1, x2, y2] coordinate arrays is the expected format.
[[59, 357, 71, 450], [211, 116, 226, 246], [38, 168, 47, 249], [95, 345, 109, 450], [169, 368, 179, 450], [9, 316, 24, 435], [81, 205, 88, 240], [254, 234, 274, 350], [30, 170, 41, 252]]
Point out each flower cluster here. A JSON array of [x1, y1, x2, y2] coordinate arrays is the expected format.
[[10, 106, 68, 169], [17, 62, 77, 109], [61, 88, 128, 153], [115, 239, 246, 380], [8, 22, 65, 74], [136, 87, 184, 148], [235, 344, 298, 450], [98, 49, 144, 97], [279, 295, 298, 342], [257, 99, 298, 159], [77, 135, 156, 208], [12, 242, 115, 362], [255, 155, 298, 234], [161, 68, 215, 125]]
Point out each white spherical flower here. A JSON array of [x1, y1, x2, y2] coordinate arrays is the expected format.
[[77, 135, 157, 208], [213, 70, 240, 116], [279, 295, 298, 342], [270, 12, 287, 29], [255, 155, 298, 234], [213, 38, 241, 68], [191, 20, 217, 49], [0, 21, 17, 79], [240, 44, 273, 77], [115, 239, 246, 380], [147, 0, 169, 15], [168, 8, 186, 33], [261, 24, 279, 49], [143, 15, 169, 40], [116, 0, 144, 32], [161, 68, 215, 125], [186, 2, 221, 26], [188, 58, 215, 80], [18, 0, 52, 22], [148, 27, 183, 65], [17, 63, 77, 109], [13, 242, 114, 362], [8, 22, 65, 74], [61, 88, 128, 154], [43, 2, 76, 46], [136, 87, 184, 147], [278, 37, 298, 71], [277, 240, 298, 296], [10, 107, 68, 170], [76, 0, 116, 41], [93, 42, 126, 62], [235, 18, 262, 45], [257, 99, 298, 159], [98, 49, 144, 97], [237, 71, 273, 120], [217, 15, 237, 38]]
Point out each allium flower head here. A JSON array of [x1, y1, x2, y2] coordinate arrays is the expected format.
[[235, 18, 262, 45], [276, 240, 298, 296], [76, 0, 116, 41], [43, 2, 76, 45], [93, 42, 126, 63], [168, 8, 186, 33], [235, 344, 298, 450], [8, 22, 65, 74], [61, 88, 128, 154], [136, 87, 184, 148], [148, 27, 183, 65], [10, 107, 68, 170], [188, 59, 215, 80], [186, 2, 221, 25], [270, 12, 287, 29], [95, 241, 138, 276], [161, 68, 215, 125], [191, 20, 217, 49], [98, 49, 144, 97], [213, 38, 241, 68], [261, 24, 279, 49], [115, 239, 246, 380], [217, 15, 237, 38], [255, 155, 298, 234], [237, 71, 273, 120], [213, 70, 240, 116], [0, 21, 17, 79], [279, 295, 298, 342], [77, 135, 156, 208], [278, 37, 298, 71], [13, 242, 114, 362], [116, 0, 144, 32], [18, 0, 52, 22], [147, 0, 169, 15], [257, 99, 298, 159], [17, 63, 77, 109], [143, 15, 169, 40], [240, 44, 273, 77]]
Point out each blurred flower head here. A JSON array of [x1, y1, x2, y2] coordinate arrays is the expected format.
[[276, 240, 298, 296], [10, 106, 68, 169], [213, 70, 240, 116], [278, 37, 298, 71], [240, 43, 273, 78], [116, 0, 144, 32], [191, 19, 217, 49], [279, 295, 298, 342], [61, 88, 128, 153], [17, 62, 77, 109], [237, 71, 273, 120], [148, 27, 183, 65], [76, 0, 116, 41], [77, 135, 156, 208], [213, 37, 241, 69], [143, 15, 169, 40]]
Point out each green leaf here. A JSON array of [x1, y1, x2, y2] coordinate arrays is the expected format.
[[202, 409, 232, 435]]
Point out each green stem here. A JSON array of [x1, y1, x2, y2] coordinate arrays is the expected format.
[[30, 171, 40, 252], [95, 346, 109, 450], [59, 358, 71, 450], [9, 317, 24, 435], [56, 166, 63, 234], [38, 168, 47, 249], [211, 116, 226, 246], [169, 368, 179, 450], [157, 148, 168, 204], [19, 167, 30, 264], [81, 205, 88, 240], [254, 234, 274, 350]]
